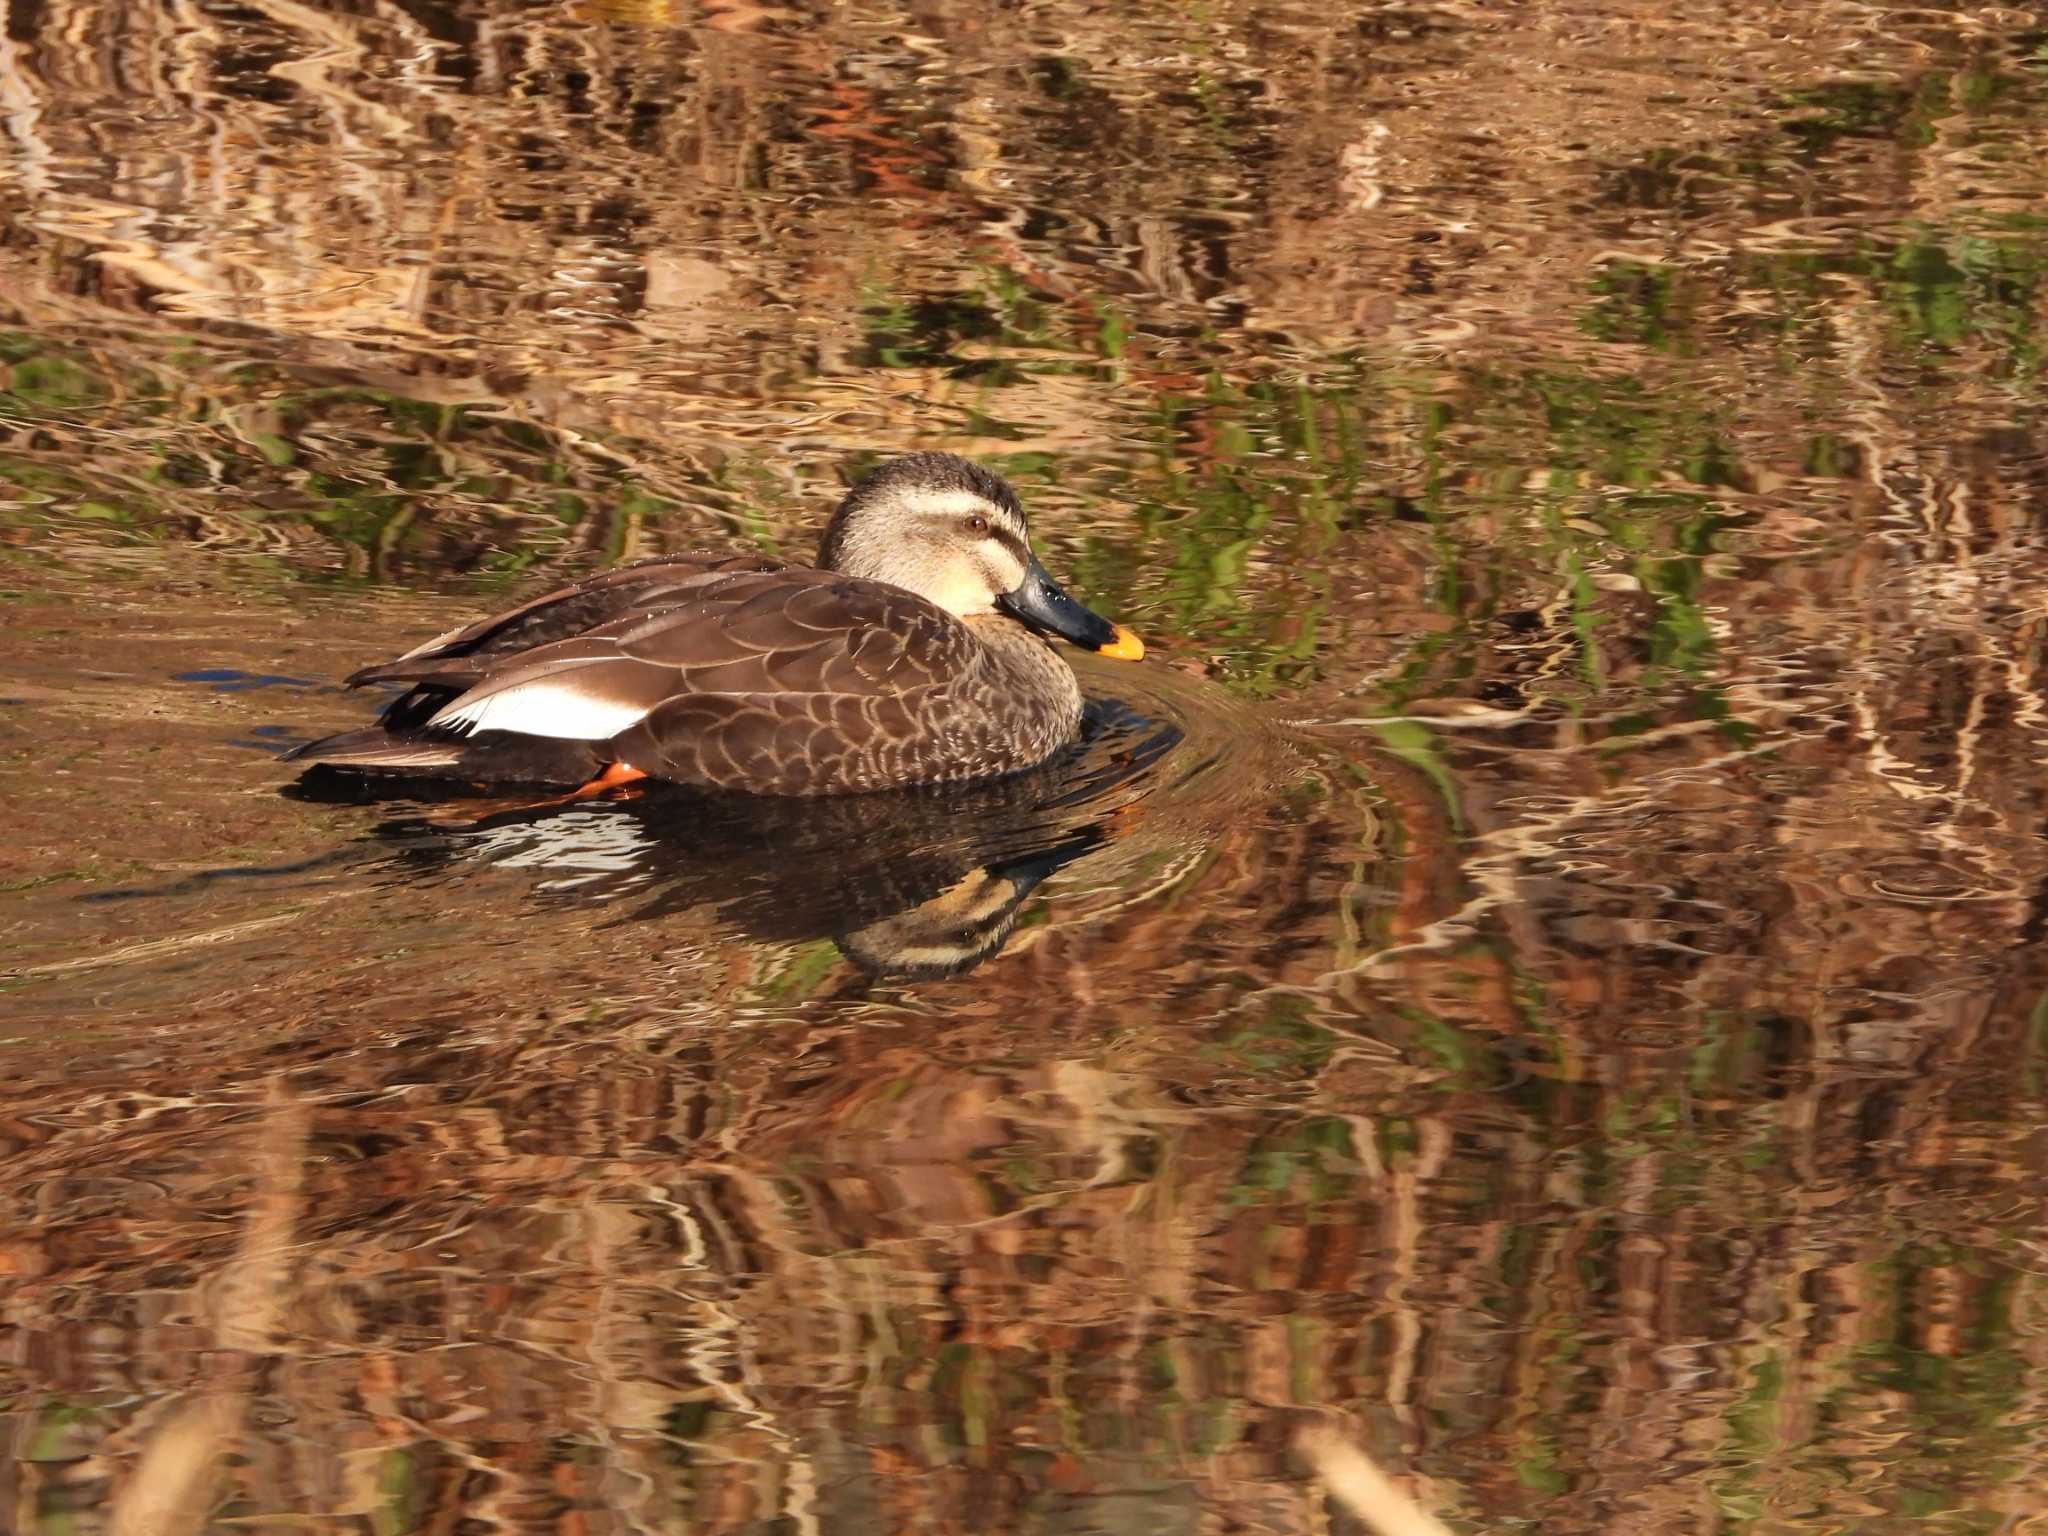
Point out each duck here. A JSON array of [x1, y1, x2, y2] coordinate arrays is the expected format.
[[284, 453, 1146, 796]]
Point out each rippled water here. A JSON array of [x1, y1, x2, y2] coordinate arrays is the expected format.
[[8, 2, 2048, 1531]]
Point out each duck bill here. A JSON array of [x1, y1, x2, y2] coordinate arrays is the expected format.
[[999, 559, 1146, 661]]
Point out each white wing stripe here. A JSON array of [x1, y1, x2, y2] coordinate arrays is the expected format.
[[432, 679, 653, 741]]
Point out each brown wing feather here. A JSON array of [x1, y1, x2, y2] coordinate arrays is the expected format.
[[314, 556, 988, 792], [347, 553, 788, 686], [613, 574, 962, 691], [410, 572, 974, 771], [607, 580, 978, 792]]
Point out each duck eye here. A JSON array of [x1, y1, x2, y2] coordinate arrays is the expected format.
[[963, 514, 990, 536]]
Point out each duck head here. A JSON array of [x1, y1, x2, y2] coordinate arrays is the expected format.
[[818, 453, 1144, 660]]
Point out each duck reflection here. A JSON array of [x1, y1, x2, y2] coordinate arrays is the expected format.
[[302, 700, 1180, 978]]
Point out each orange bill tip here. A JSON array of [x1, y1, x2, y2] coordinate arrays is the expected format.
[[1097, 624, 1146, 662]]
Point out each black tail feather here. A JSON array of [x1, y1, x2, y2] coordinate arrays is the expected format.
[[283, 723, 603, 785]]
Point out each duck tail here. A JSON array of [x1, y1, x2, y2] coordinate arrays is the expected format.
[[283, 682, 468, 771], [280, 726, 467, 772], [282, 724, 606, 786]]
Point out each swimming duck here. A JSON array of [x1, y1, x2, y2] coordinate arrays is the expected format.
[[284, 453, 1145, 795]]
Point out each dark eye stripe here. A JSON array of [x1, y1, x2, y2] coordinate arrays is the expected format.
[[991, 527, 1030, 564], [950, 505, 1030, 563]]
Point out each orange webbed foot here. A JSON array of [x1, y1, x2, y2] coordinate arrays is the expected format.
[[423, 761, 651, 828]]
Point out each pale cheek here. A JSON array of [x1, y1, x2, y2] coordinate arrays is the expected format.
[[929, 568, 998, 616]]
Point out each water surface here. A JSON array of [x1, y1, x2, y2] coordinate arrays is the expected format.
[[6, 2, 2048, 1531]]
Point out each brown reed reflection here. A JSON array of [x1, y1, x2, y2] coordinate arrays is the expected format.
[[7, 0, 2048, 1531]]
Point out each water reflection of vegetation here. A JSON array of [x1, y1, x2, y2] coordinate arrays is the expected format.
[[10, 4, 2048, 1526], [0, 331, 704, 584], [11, 191, 2041, 702]]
